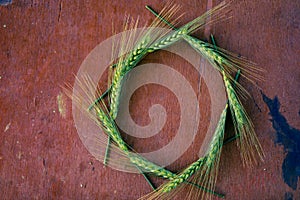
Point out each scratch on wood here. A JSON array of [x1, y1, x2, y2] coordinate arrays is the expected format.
[[4, 122, 11, 132], [204, 0, 213, 39], [17, 152, 22, 160], [58, 0, 63, 22], [57, 92, 67, 118]]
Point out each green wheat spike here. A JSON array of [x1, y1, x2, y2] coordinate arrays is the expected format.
[[160, 105, 227, 194], [92, 104, 224, 197], [109, 3, 226, 119]]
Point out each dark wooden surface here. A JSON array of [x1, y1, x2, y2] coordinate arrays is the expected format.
[[0, 0, 299, 199]]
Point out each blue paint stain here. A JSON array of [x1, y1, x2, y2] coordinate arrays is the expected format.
[[0, 0, 12, 6], [285, 192, 294, 200], [262, 93, 300, 191]]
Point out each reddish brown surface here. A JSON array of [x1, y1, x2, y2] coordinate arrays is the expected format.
[[0, 0, 299, 199]]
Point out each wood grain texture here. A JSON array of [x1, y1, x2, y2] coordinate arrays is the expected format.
[[0, 0, 299, 199]]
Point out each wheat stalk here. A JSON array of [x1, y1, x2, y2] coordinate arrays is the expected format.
[[182, 35, 264, 98], [222, 71, 264, 166], [109, 1, 231, 119], [70, 1, 264, 199], [140, 106, 227, 200], [146, 4, 264, 166], [69, 75, 225, 197]]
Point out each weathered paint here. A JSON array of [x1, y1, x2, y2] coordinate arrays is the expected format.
[[262, 93, 300, 199]]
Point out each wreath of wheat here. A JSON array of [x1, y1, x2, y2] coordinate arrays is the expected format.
[[67, 1, 264, 199]]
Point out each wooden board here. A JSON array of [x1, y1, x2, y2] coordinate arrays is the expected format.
[[0, 0, 299, 199]]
